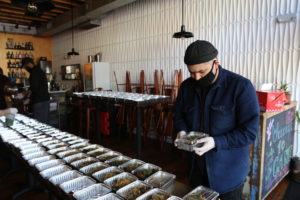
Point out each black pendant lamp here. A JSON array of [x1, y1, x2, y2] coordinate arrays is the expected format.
[[67, 1, 79, 56], [173, 0, 193, 39]]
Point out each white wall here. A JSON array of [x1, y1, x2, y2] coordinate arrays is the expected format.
[[53, 0, 300, 153]]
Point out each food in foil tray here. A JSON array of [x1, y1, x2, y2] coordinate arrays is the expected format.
[[148, 193, 170, 200], [119, 159, 145, 172], [111, 177, 136, 190], [88, 150, 108, 157], [134, 168, 159, 180], [85, 165, 108, 175], [145, 171, 176, 189], [122, 185, 150, 200], [183, 186, 219, 200], [98, 155, 118, 162], [174, 132, 208, 152], [102, 171, 122, 181], [76, 160, 97, 169]]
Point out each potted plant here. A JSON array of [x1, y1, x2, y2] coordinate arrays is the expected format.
[[280, 83, 291, 104]]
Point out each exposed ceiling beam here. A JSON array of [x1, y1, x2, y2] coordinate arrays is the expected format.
[[0, 12, 48, 22], [0, 8, 52, 20], [0, 16, 32, 23], [37, 0, 137, 36]]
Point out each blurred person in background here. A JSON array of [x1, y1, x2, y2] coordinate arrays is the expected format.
[[21, 58, 50, 123]]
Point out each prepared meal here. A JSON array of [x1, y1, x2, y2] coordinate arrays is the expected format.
[[104, 172, 137, 191], [145, 171, 176, 190], [182, 186, 219, 200], [68, 138, 89, 145], [73, 183, 111, 200], [59, 176, 96, 195], [116, 180, 151, 200], [63, 153, 88, 163], [119, 159, 145, 172], [97, 151, 121, 162], [105, 156, 131, 167], [69, 142, 89, 149], [174, 132, 208, 152], [48, 147, 69, 155], [80, 162, 109, 176], [49, 170, 82, 185], [88, 148, 110, 157], [57, 149, 80, 158], [47, 142, 68, 150], [132, 163, 161, 180], [81, 144, 102, 153], [93, 166, 123, 182], [71, 157, 98, 169], [136, 188, 170, 200]]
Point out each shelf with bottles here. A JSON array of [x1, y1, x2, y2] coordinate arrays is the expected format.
[[6, 38, 34, 50], [7, 68, 27, 80], [6, 51, 34, 60], [7, 60, 23, 68]]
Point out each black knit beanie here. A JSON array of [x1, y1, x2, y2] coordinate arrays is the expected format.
[[184, 40, 218, 65]]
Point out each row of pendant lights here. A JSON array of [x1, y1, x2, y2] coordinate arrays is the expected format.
[[67, 0, 193, 56]]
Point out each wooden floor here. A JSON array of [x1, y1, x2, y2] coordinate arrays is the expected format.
[[0, 131, 290, 200]]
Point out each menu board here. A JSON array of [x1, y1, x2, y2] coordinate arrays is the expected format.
[[262, 107, 295, 198]]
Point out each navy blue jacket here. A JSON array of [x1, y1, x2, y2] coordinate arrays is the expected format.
[[173, 67, 259, 193]]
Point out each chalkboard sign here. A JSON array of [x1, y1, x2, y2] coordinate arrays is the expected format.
[[262, 107, 296, 198]]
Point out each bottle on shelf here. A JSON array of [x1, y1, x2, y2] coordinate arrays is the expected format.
[[7, 60, 11, 68], [11, 51, 14, 59], [6, 51, 10, 58]]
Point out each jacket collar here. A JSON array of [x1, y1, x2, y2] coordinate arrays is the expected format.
[[210, 66, 227, 90]]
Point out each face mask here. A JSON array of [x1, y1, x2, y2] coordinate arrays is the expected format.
[[192, 61, 217, 88]]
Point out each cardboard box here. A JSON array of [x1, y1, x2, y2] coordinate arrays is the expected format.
[[256, 91, 285, 112]]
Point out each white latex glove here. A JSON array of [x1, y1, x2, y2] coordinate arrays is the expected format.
[[8, 108, 18, 115], [174, 131, 187, 147], [193, 136, 215, 156]]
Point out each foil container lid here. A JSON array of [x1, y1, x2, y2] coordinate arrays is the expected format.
[[119, 159, 145, 173], [104, 172, 137, 191], [105, 156, 131, 167], [64, 153, 88, 163], [23, 151, 48, 161], [59, 176, 96, 195], [79, 162, 109, 176], [40, 164, 72, 179], [132, 163, 162, 180], [144, 171, 176, 190], [182, 186, 219, 200], [35, 159, 64, 171], [116, 180, 151, 200], [92, 166, 123, 182], [71, 157, 98, 169], [28, 155, 55, 166], [136, 188, 171, 200], [57, 149, 81, 158], [73, 183, 111, 200], [49, 170, 83, 185]]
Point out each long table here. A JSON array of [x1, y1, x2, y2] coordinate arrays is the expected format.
[[72, 91, 171, 159], [0, 115, 191, 200]]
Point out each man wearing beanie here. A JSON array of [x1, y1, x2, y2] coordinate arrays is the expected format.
[[173, 40, 259, 200], [22, 57, 50, 123]]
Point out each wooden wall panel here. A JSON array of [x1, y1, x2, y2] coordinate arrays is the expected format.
[[0, 33, 52, 76]]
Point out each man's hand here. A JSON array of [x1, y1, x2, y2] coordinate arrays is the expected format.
[[174, 131, 187, 147], [193, 137, 215, 156]]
